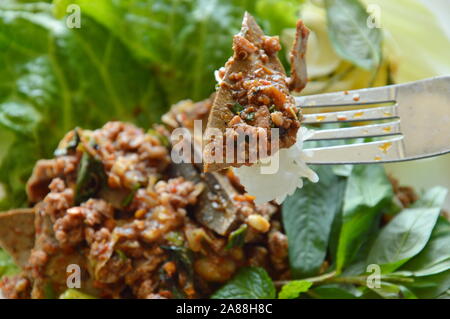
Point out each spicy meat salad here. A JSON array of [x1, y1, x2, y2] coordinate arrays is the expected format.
[[203, 13, 309, 172], [0, 120, 289, 299]]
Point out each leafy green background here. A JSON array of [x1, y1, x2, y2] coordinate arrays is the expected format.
[[0, 0, 303, 209]]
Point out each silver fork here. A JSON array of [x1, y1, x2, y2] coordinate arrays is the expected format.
[[295, 76, 450, 164]]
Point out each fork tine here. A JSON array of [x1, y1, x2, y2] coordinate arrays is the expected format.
[[305, 136, 405, 164], [307, 120, 401, 141], [302, 105, 398, 124], [296, 85, 397, 108]]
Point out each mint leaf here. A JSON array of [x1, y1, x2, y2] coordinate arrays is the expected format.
[[211, 267, 275, 299], [278, 280, 312, 299], [283, 166, 346, 278], [336, 165, 393, 271], [325, 0, 382, 70]]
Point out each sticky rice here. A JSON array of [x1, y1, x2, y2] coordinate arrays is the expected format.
[[234, 127, 319, 204]]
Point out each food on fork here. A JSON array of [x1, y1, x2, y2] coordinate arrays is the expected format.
[[203, 13, 310, 172]]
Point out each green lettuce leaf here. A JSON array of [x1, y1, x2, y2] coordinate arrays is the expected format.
[[0, 2, 165, 208]]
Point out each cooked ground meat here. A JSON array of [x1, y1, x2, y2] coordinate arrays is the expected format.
[[389, 176, 418, 208], [2, 105, 290, 298], [203, 13, 308, 172]]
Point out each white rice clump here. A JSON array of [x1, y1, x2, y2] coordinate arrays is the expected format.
[[234, 127, 319, 205]]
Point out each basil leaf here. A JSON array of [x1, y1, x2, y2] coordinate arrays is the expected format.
[[367, 187, 447, 273], [59, 289, 97, 299], [311, 285, 359, 299], [336, 165, 393, 271], [226, 224, 248, 250], [370, 282, 417, 299], [161, 246, 195, 281], [211, 267, 275, 299], [75, 152, 106, 205], [0, 248, 19, 278], [406, 270, 450, 299], [325, 0, 382, 70], [278, 280, 312, 299], [54, 128, 80, 157], [283, 166, 347, 278], [367, 208, 441, 273], [411, 186, 448, 209], [399, 216, 450, 277]]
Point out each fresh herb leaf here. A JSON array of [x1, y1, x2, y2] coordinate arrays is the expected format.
[[0, 248, 19, 278], [282, 166, 346, 278], [367, 187, 447, 273], [278, 280, 312, 299], [231, 103, 244, 114], [211, 267, 275, 299], [226, 224, 248, 250], [164, 231, 184, 247], [398, 215, 450, 277], [121, 184, 140, 207], [54, 128, 80, 157], [369, 282, 415, 299], [245, 112, 255, 122], [324, 0, 382, 70], [336, 165, 393, 272], [311, 285, 359, 299], [59, 289, 97, 299], [75, 152, 106, 205], [147, 128, 170, 148], [404, 270, 450, 299], [161, 245, 195, 281], [0, 4, 165, 209]]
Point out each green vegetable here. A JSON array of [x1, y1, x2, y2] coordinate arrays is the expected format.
[[407, 270, 450, 299], [59, 289, 97, 299], [0, 248, 19, 278], [231, 103, 244, 114], [310, 285, 359, 299], [115, 249, 128, 261], [121, 184, 140, 207], [161, 245, 195, 281], [226, 224, 248, 250], [278, 280, 312, 299], [325, 0, 382, 70], [399, 217, 450, 277], [367, 187, 446, 273], [74, 152, 106, 205], [0, 3, 165, 209], [245, 112, 255, 122], [369, 282, 416, 299], [282, 166, 346, 278], [164, 231, 184, 247], [147, 128, 170, 148], [211, 267, 275, 299], [335, 165, 393, 271], [0, 0, 302, 210], [54, 128, 80, 157]]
